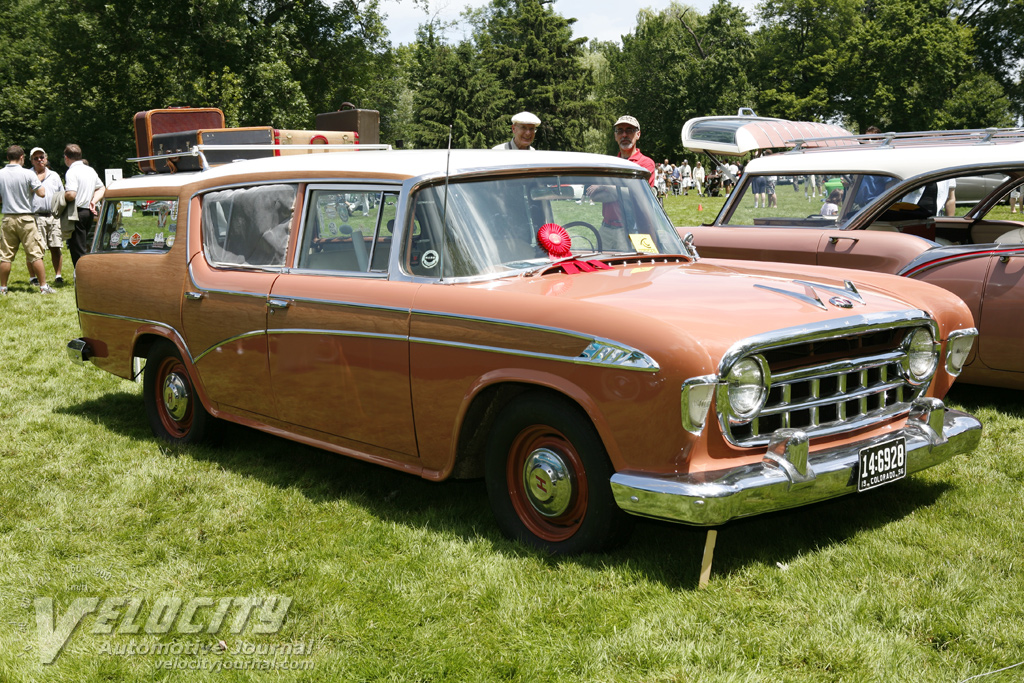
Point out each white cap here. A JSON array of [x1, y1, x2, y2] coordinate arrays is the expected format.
[[511, 111, 541, 125], [29, 147, 46, 157], [614, 115, 640, 130]]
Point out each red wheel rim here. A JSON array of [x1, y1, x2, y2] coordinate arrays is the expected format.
[[155, 356, 194, 439], [506, 425, 588, 542]]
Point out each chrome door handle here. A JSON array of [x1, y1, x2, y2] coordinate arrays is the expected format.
[[268, 298, 291, 310], [184, 291, 204, 300], [828, 236, 859, 245]]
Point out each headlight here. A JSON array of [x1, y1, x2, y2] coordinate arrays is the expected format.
[[945, 328, 978, 376], [905, 328, 939, 383], [725, 356, 768, 422]]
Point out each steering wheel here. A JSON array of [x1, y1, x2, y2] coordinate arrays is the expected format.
[[560, 221, 602, 252]]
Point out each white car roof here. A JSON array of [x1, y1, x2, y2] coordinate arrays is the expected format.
[[108, 149, 646, 193], [744, 137, 1024, 179]]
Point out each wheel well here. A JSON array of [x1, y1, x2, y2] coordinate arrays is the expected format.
[[133, 334, 162, 364], [450, 383, 592, 479]]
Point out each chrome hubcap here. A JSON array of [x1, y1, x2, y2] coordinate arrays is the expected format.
[[162, 372, 190, 421], [522, 448, 573, 517]]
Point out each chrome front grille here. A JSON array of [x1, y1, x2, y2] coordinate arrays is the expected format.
[[717, 313, 936, 448]]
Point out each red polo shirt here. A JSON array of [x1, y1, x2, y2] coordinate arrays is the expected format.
[[625, 148, 656, 187]]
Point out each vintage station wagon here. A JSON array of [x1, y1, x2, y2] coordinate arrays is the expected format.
[[68, 148, 982, 553], [681, 116, 1024, 390]]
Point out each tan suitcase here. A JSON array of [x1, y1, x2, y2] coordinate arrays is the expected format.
[[273, 129, 358, 155]]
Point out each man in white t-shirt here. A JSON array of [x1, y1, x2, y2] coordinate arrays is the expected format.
[[0, 145, 50, 294], [63, 143, 105, 268]]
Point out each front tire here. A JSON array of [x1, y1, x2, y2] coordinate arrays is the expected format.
[[484, 393, 632, 554], [143, 340, 212, 444]]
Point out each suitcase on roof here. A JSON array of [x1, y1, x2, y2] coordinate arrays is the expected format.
[[151, 127, 275, 172], [134, 107, 225, 173], [316, 103, 380, 145], [273, 129, 358, 155]]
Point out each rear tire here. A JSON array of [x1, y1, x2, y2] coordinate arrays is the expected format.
[[143, 340, 212, 445], [484, 392, 632, 554]]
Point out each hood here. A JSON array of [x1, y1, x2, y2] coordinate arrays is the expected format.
[[457, 257, 954, 368]]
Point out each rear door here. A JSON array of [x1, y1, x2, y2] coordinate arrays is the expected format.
[[265, 186, 420, 458]]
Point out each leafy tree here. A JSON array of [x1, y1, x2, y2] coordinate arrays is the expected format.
[[475, 0, 597, 150], [406, 23, 508, 149], [753, 0, 861, 120], [950, 0, 1024, 121], [601, 1, 756, 161], [4, 0, 394, 173]]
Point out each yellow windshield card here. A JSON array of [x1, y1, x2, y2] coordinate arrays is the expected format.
[[629, 233, 659, 254]]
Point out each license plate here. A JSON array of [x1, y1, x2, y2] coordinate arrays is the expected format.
[[858, 437, 907, 492]]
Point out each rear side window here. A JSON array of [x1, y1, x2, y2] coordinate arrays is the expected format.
[[295, 189, 398, 274], [95, 198, 179, 252], [201, 184, 296, 267]]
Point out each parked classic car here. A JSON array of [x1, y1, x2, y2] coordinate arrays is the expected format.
[[682, 118, 1024, 390], [68, 147, 982, 554]]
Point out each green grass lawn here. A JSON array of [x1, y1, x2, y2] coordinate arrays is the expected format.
[[1, 248, 1023, 682]]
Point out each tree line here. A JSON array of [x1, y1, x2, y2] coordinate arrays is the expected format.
[[0, 0, 1019, 174]]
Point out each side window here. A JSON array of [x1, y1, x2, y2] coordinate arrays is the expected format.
[[202, 184, 296, 267], [95, 198, 179, 252], [296, 190, 397, 273]]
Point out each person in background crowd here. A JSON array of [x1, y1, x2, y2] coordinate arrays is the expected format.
[[0, 145, 52, 295], [693, 161, 706, 197], [28, 148, 66, 286], [822, 189, 843, 216], [611, 115, 655, 187], [63, 143, 105, 269], [680, 159, 692, 195], [670, 163, 681, 195], [493, 111, 540, 150]]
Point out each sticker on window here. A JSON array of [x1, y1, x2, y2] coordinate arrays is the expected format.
[[629, 234, 659, 254]]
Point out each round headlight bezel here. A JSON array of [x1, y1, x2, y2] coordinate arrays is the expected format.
[[724, 355, 770, 423], [905, 327, 939, 384]]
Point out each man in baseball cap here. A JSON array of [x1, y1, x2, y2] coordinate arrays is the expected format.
[[613, 115, 655, 187], [493, 111, 540, 150]]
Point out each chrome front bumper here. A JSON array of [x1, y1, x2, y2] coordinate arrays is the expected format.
[[610, 397, 981, 527]]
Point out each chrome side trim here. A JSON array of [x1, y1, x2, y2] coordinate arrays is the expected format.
[[409, 335, 660, 371], [77, 310, 194, 363], [412, 309, 659, 371], [192, 330, 266, 363], [611, 398, 981, 526], [269, 328, 407, 343]]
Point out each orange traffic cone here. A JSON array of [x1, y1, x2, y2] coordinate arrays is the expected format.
[[698, 203, 703, 212]]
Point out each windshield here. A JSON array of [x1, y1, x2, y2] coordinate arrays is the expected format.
[[720, 173, 899, 229], [401, 174, 683, 279]]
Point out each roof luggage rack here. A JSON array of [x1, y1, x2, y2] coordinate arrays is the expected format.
[[128, 143, 393, 173], [789, 127, 1024, 153]]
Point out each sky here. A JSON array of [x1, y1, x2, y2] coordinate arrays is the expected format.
[[377, 0, 760, 47]]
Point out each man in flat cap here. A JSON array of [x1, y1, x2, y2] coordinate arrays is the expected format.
[[612, 115, 655, 187], [493, 111, 540, 150]]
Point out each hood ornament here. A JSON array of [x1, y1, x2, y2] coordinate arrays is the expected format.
[[755, 279, 866, 311]]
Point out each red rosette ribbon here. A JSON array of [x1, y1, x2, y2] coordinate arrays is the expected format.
[[537, 223, 572, 258]]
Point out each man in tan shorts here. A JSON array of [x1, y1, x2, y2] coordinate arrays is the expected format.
[[29, 148, 66, 285], [0, 145, 52, 295]]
